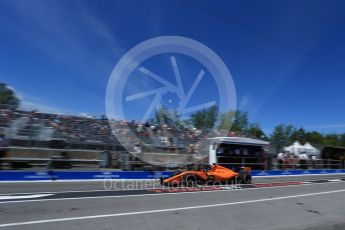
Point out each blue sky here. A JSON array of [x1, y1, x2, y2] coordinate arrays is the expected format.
[[1, 0, 345, 134]]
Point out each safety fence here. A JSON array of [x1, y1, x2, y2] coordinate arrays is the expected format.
[[216, 156, 345, 170], [0, 146, 206, 171], [1, 147, 345, 172]]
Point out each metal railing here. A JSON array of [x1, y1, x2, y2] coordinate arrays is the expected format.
[[1, 146, 345, 171]]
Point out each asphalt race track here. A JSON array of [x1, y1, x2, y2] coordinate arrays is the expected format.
[[1, 175, 345, 230]]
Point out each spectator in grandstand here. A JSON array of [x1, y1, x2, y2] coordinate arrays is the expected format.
[[0, 133, 8, 169], [310, 155, 318, 169], [285, 152, 297, 169], [277, 152, 283, 169], [187, 144, 195, 154], [133, 142, 143, 154], [298, 152, 309, 169]]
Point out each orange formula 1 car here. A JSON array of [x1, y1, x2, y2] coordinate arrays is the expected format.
[[160, 164, 252, 187]]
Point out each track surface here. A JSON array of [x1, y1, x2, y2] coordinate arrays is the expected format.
[[1, 175, 345, 230]]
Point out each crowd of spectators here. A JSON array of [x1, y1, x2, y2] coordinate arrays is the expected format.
[[0, 108, 115, 143], [276, 151, 319, 169], [0, 108, 207, 149]]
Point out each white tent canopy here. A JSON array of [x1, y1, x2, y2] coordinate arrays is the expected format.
[[303, 142, 320, 156], [284, 141, 320, 156], [284, 145, 292, 152]]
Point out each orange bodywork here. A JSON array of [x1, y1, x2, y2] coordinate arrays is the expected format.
[[162, 164, 251, 185]]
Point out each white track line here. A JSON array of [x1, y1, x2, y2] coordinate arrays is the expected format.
[[0, 180, 344, 204], [0, 189, 344, 228], [0, 194, 54, 200]]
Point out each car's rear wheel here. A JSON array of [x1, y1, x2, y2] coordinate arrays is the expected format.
[[237, 171, 252, 184], [242, 174, 252, 184]]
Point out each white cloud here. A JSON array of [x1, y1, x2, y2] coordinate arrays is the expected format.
[[20, 101, 64, 115], [15, 90, 74, 115], [4, 85, 23, 100], [238, 94, 250, 110], [5, 85, 15, 91]]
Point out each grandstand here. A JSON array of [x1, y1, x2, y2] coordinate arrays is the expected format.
[[0, 107, 208, 169]]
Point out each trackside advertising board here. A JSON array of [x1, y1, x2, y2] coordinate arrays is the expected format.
[[1, 169, 345, 181]]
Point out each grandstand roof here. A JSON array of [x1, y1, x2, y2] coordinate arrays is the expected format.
[[209, 136, 270, 146]]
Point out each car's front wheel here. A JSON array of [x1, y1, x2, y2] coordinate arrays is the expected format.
[[183, 174, 197, 187]]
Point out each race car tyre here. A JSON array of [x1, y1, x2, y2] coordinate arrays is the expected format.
[[238, 171, 252, 184], [183, 174, 197, 187], [242, 174, 252, 184], [213, 180, 222, 187], [183, 174, 205, 187]]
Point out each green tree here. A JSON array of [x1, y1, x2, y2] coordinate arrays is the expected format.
[[290, 128, 306, 144], [155, 107, 170, 125], [323, 134, 340, 146], [0, 83, 19, 109], [247, 123, 266, 138], [190, 105, 218, 130], [155, 107, 184, 129], [231, 111, 249, 133], [218, 110, 236, 131], [218, 110, 249, 133], [339, 134, 345, 147], [217, 110, 267, 138], [270, 124, 296, 154], [305, 131, 323, 145]]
